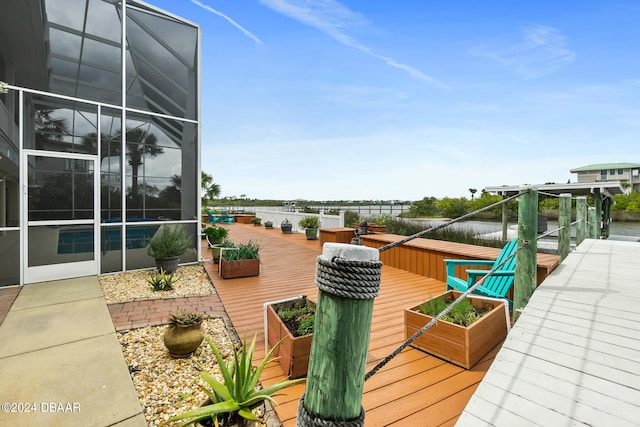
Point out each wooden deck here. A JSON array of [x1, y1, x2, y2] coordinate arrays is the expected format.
[[458, 238, 640, 426], [202, 224, 508, 427]]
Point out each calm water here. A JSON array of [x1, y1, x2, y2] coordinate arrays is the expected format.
[[410, 219, 640, 238], [214, 205, 640, 238]]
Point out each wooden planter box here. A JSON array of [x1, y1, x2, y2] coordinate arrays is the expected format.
[[219, 258, 260, 279], [354, 223, 386, 233], [404, 290, 507, 369], [266, 298, 315, 379]]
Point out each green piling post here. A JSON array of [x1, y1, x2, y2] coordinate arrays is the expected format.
[[593, 188, 602, 238], [297, 243, 381, 426], [576, 196, 587, 247], [558, 193, 571, 262], [602, 197, 612, 239], [513, 186, 537, 324], [588, 207, 597, 239], [501, 197, 509, 241]]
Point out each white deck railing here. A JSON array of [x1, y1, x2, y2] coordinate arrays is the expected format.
[[254, 209, 345, 233]]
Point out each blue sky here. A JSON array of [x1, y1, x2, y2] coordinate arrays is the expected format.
[[148, 0, 639, 201]]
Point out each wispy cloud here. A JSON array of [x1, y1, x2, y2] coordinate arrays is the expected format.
[[258, 0, 446, 88], [471, 25, 575, 79], [191, 0, 263, 44]]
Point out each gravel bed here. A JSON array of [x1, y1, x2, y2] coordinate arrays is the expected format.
[[104, 264, 270, 426], [99, 265, 213, 303], [118, 319, 236, 426]]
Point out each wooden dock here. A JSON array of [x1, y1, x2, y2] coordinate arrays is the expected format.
[[458, 238, 640, 426], [202, 224, 511, 426]]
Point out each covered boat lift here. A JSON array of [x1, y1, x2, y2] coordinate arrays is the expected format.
[[484, 181, 627, 240]]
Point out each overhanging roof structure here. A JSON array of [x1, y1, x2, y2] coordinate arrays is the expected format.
[[485, 181, 626, 199]]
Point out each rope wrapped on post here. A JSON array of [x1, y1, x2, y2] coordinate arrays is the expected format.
[[315, 257, 382, 299], [297, 394, 365, 427]]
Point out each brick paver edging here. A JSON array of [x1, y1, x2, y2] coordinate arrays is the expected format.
[[108, 294, 227, 331]]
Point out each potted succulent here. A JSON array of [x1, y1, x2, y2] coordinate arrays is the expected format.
[[251, 217, 262, 226], [147, 224, 191, 273], [163, 310, 205, 358], [162, 335, 304, 427], [219, 241, 261, 279], [266, 297, 315, 379], [298, 216, 320, 240], [404, 290, 508, 369], [203, 224, 229, 246], [264, 220, 273, 229], [280, 218, 293, 233]]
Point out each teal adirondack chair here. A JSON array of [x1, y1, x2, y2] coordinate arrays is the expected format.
[[443, 239, 518, 309], [218, 211, 235, 224], [206, 210, 220, 224]]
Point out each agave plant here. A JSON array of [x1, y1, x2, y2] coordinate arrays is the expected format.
[[162, 335, 304, 427]]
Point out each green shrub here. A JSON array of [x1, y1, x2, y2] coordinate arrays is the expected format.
[[147, 224, 190, 259], [220, 241, 260, 261], [418, 295, 491, 327], [298, 216, 320, 229]]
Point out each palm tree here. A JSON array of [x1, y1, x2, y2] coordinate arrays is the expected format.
[[201, 171, 221, 207], [126, 127, 163, 198], [469, 188, 477, 201]]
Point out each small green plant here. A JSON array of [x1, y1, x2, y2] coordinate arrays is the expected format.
[[251, 217, 261, 224], [298, 216, 320, 229], [161, 335, 304, 427], [281, 218, 290, 224], [148, 269, 178, 291], [220, 241, 260, 261], [203, 225, 228, 245], [278, 305, 315, 336], [418, 295, 491, 327], [147, 224, 191, 259], [168, 310, 203, 327]]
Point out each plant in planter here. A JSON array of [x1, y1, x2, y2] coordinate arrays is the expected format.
[[266, 297, 316, 379], [162, 335, 304, 427], [163, 310, 205, 358], [404, 290, 508, 369], [298, 216, 320, 240], [210, 240, 235, 264], [147, 224, 191, 274], [251, 217, 261, 226], [219, 241, 261, 279], [204, 225, 229, 246], [280, 218, 292, 233], [264, 220, 273, 229]]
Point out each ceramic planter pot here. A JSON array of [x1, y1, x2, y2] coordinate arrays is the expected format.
[[404, 290, 507, 369], [281, 223, 293, 233], [266, 298, 315, 379], [220, 258, 260, 279], [304, 228, 318, 240], [163, 323, 204, 358], [155, 256, 180, 274]]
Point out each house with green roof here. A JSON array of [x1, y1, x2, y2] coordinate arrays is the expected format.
[[570, 163, 640, 192]]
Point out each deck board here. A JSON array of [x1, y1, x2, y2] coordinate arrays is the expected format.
[[458, 239, 640, 427], [203, 224, 502, 426]]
